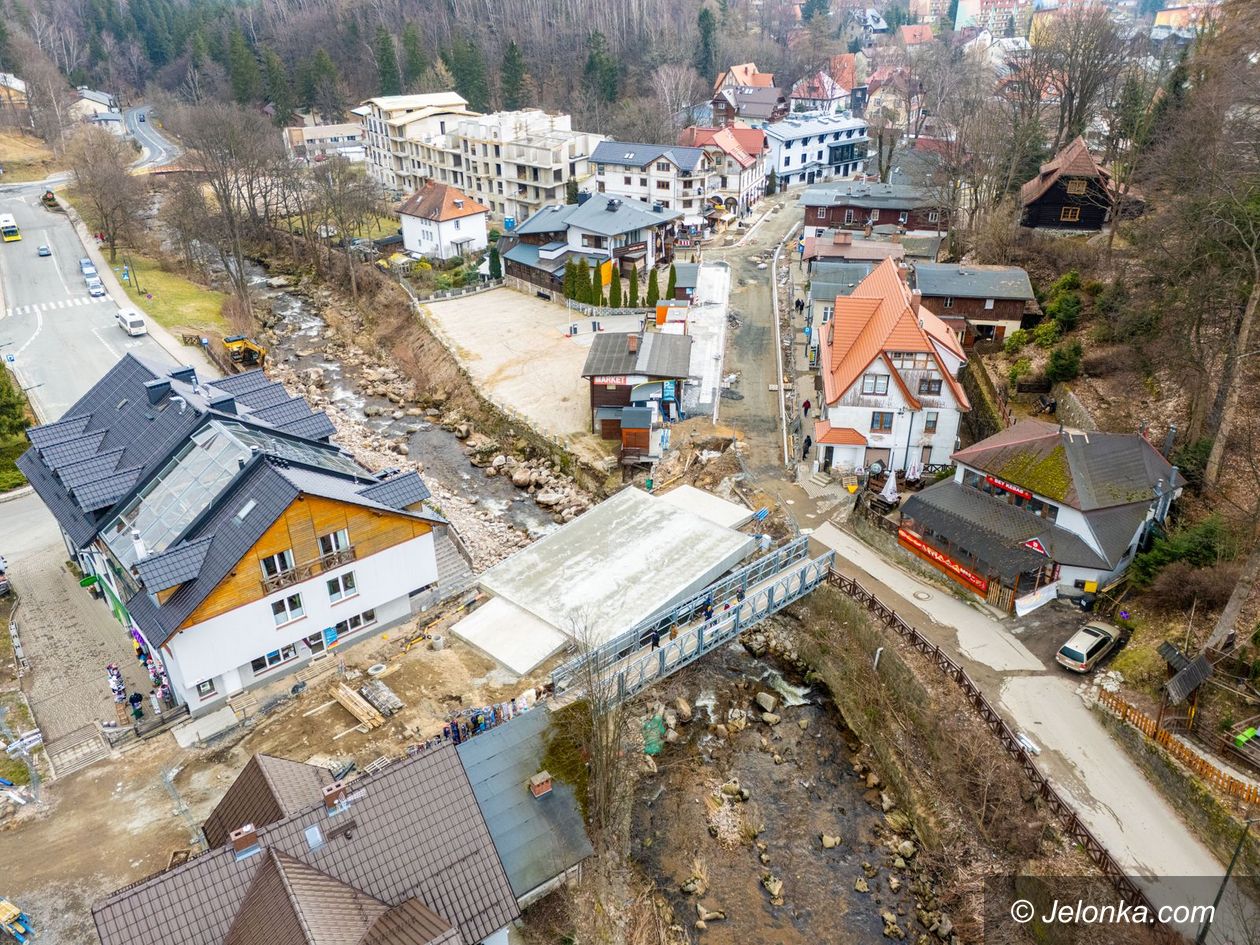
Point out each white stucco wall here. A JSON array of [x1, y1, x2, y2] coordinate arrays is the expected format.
[[401, 212, 488, 260], [164, 533, 437, 705]]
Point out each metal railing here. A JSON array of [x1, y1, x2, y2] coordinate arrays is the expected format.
[[826, 571, 1183, 945], [551, 536, 814, 690], [261, 547, 356, 593]]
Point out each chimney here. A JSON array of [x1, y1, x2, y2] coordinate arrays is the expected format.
[[863, 222, 873, 238], [323, 781, 347, 814], [144, 378, 171, 405], [910, 290, 922, 309], [529, 770, 553, 798], [169, 365, 197, 385], [1162, 424, 1177, 459], [627, 334, 640, 354], [231, 823, 261, 860], [209, 393, 237, 415]]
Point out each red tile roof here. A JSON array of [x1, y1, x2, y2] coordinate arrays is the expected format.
[[814, 421, 867, 446], [397, 180, 488, 223], [899, 24, 936, 45], [677, 125, 761, 169], [1019, 136, 1110, 206], [828, 54, 859, 93], [820, 258, 969, 410], [790, 70, 846, 101], [715, 62, 776, 92]]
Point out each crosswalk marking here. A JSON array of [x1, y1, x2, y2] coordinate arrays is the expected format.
[[1, 296, 97, 319]]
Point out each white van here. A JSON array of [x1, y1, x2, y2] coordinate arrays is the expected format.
[[116, 309, 147, 336]]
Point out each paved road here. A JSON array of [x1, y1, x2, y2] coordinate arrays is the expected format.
[[124, 106, 180, 169]]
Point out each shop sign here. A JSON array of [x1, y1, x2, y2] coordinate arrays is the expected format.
[[1023, 537, 1049, 556], [986, 475, 1033, 499], [593, 374, 648, 386], [675, 238, 692, 247], [897, 528, 989, 594], [663, 380, 676, 400]]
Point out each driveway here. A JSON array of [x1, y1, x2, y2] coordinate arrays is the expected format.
[[809, 521, 1231, 924]]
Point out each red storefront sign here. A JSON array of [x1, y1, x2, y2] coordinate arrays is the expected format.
[[1023, 537, 1049, 556], [897, 528, 990, 594], [986, 475, 1033, 500]]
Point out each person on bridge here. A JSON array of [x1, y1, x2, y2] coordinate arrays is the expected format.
[[650, 629, 661, 649]]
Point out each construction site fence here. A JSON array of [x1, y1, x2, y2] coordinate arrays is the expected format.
[[825, 571, 1183, 945], [1097, 689, 1260, 807]]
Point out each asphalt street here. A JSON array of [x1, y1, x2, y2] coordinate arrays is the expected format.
[[124, 105, 179, 169]]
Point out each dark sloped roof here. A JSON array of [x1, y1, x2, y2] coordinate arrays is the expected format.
[[93, 744, 519, 945], [591, 141, 706, 172], [1020, 135, 1110, 207], [581, 332, 693, 379], [913, 263, 1035, 302], [952, 419, 1178, 511], [1158, 640, 1191, 674], [1165, 653, 1213, 705], [457, 710, 593, 900], [134, 536, 214, 592], [356, 471, 431, 509], [204, 755, 335, 849], [802, 181, 933, 211], [224, 850, 391, 945], [363, 900, 460, 945], [901, 480, 1108, 579]]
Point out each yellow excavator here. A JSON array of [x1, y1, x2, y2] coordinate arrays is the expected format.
[[223, 335, 268, 369]]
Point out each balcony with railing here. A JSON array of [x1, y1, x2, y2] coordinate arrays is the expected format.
[[261, 547, 357, 594]]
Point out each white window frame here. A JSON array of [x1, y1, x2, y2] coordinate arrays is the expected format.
[[844, 208, 855, 224], [251, 644, 297, 674], [327, 571, 358, 604], [271, 593, 305, 627], [195, 678, 217, 699], [927, 211, 939, 223], [260, 548, 295, 579], [984, 298, 995, 310], [861, 373, 890, 395], [898, 212, 908, 224], [924, 411, 939, 433], [943, 297, 953, 308], [318, 528, 350, 557]]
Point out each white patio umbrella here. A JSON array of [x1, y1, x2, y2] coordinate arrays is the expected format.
[[879, 469, 900, 504]]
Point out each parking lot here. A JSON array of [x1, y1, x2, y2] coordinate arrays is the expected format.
[[421, 288, 618, 465], [1006, 597, 1116, 670]]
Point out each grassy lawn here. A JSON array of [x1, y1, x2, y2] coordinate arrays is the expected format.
[[0, 130, 63, 182], [118, 254, 229, 335], [0, 690, 35, 787], [0, 434, 25, 491]]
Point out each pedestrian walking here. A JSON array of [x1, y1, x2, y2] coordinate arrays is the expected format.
[[651, 628, 661, 650], [802, 434, 813, 459], [802, 399, 811, 417]]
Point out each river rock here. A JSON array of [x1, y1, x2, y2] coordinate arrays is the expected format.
[[755, 692, 778, 713], [484, 465, 497, 477], [881, 912, 905, 939], [821, 834, 842, 849], [674, 697, 693, 722], [881, 792, 896, 812], [761, 712, 781, 726], [454, 423, 472, 439], [511, 468, 531, 487], [535, 490, 565, 507], [492, 454, 508, 468], [762, 875, 783, 900], [865, 771, 881, 789], [720, 779, 742, 797], [854, 878, 870, 893], [897, 840, 917, 859], [727, 709, 747, 732], [714, 723, 728, 738], [363, 404, 384, 417]]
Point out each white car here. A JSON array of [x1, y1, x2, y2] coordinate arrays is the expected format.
[[87, 277, 107, 298], [116, 309, 147, 335]]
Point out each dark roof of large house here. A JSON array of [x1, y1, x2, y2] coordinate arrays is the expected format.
[[901, 479, 1109, 579], [92, 744, 518, 945], [591, 141, 707, 173], [581, 332, 693, 380], [15, 356, 335, 548], [1019, 135, 1110, 207], [513, 193, 681, 239], [913, 263, 1035, 302], [204, 755, 335, 849], [802, 181, 934, 211], [713, 85, 786, 120], [808, 262, 875, 303], [457, 709, 593, 900], [397, 180, 488, 223], [952, 419, 1179, 511], [19, 356, 439, 648]]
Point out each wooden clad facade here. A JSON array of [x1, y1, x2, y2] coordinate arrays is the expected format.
[[178, 495, 431, 630], [1021, 177, 1110, 230]]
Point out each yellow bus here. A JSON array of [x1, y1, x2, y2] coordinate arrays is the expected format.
[[0, 214, 19, 242]]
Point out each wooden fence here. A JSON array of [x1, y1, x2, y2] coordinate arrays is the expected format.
[[1097, 690, 1260, 807], [826, 571, 1183, 945]]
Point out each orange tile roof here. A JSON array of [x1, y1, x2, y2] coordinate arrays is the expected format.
[[899, 24, 935, 45], [814, 420, 867, 446], [1019, 136, 1110, 206], [677, 125, 760, 169], [828, 54, 859, 93], [715, 63, 775, 92], [820, 258, 970, 410], [397, 180, 488, 223]]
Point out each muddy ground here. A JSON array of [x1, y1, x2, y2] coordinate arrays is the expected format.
[[632, 642, 928, 945]]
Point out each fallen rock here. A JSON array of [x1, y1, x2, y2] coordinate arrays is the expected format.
[[720, 779, 742, 798], [755, 692, 779, 713], [664, 709, 678, 729], [696, 904, 726, 922], [714, 723, 729, 739], [511, 468, 531, 487], [535, 490, 566, 507], [821, 834, 842, 849], [674, 697, 693, 723], [881, 792, 896, 812], [798, 719, 810, 731], [855, 878, 870, 893], [888, 876, 902, 893], [866, 771, 882, 789], [897, 840, 918, 860], [761, 712, 781, 726], [862, 861, 879, 878], [933, 916, 953, 939], [642, 755, 657, 774], [881, 911, 906, 939], [727, 709, 747, 732], [893, 856, 907, 870], [762, 875, 783, 900]]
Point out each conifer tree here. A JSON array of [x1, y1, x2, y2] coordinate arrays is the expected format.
[[375, 27, 401, 95], [646, 268, 660, 306], [666, 264, 677, 299], [576, 258, 591, 303], [228, 29, 261, 105], [628, 266, 640, 307], [608, 268, 622, 307], [401, 24, 427, 90], [500, 41, 527, 110], [488, 247, 502, 279]]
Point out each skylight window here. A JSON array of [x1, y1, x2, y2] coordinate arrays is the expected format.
[[236, 499, 257, 521]]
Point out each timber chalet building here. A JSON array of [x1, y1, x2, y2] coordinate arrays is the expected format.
[[1019, 136, 1114, 230], [803, 181, 945, 233], [899, 420, 1181, 612], [17, 356, 466, 716]]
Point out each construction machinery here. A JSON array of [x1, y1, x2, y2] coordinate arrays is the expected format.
[[223, 335, 267, 368], [0, 899, 34, 942]]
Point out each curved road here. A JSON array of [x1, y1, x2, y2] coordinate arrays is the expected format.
[[124, 105, 180, 169]]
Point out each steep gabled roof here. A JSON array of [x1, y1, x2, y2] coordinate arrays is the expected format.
[[899, 24, 935, 45], [94, 744, 517, 945], [203, 755, 335, 849], [398, 181, 488, 223], [790, 70, 846, 101], [714, 62, 775, 92], [820, 258, 969, 410], [677, 125, 761, 169], [1019, 136, 1110, 206], [828, 53, 859, 93]]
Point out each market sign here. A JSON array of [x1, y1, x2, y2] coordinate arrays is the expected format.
[[593, 374, 648, 386], [898, 528, 989, 594], [986, 475, 1033, 500], [1023, 537, 1049, 557]]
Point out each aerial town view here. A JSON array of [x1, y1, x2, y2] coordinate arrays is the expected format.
[[0, 0, 1257, 942]]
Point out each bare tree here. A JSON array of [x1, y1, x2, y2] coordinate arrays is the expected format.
[[65, 126, 148, 262], [651, 63, 708, 133], [867, 107, 900, 184], [311, 156, 383, 301], [21, 43, 74, 151], [1040, 3, 1129, 150]]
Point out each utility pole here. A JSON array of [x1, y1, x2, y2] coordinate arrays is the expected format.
[[1195, 818, 1257, 945]]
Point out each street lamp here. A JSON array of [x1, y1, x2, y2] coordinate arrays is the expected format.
[[1195, 817, 1259, 945]]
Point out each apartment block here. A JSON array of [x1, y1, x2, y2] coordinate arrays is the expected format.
[[358, 92, 476, 193]]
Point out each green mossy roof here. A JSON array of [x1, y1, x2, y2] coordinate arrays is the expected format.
[[995, 444, 1073, 502]]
